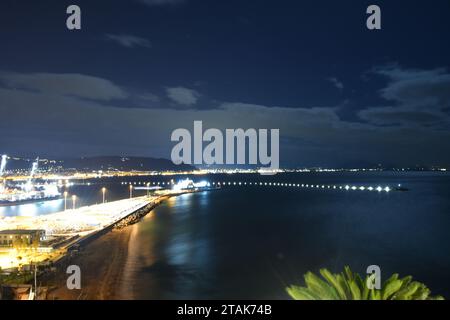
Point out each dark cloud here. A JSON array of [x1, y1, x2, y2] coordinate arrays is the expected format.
[[166, 87, 200, 106], [105, 34, 152, 49], [1, 69, 450, 166], [0, 72, 127, 101], [328, 77, 344, 91], [376, 66, 450, 108], [358, 66, 450, 127]]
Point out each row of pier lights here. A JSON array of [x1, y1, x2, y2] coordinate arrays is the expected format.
[[64, 180, 392, 213], [120, 180, 392, 193], [63, 187, 108, 211], [63, 184, 153, 212], [211, 181, 392, 192], [127, 183, 152, 198]]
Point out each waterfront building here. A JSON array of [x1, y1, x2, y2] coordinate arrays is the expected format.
[[0, 230, 46, 247]]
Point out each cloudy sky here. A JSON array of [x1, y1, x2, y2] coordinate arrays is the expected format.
[[0, 0, 450, 167]]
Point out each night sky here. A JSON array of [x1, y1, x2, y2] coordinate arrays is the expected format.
[[1, 0, 450, 167]]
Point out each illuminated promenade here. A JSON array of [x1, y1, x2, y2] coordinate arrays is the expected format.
[[0, 190, 192, 270], [0, 197, 152, 235]]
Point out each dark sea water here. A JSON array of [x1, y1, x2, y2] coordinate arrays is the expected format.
[[2, 172, 450, 299], [117, 172, 450, 299]]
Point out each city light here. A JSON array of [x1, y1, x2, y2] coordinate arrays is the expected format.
[[172, 179, 210, 191], [64, 191, 68, 211], [72, 195, 77, 210], [102, 187, 107, 204]]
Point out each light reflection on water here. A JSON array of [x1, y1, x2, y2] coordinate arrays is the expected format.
[[0, 199, 63, 217], [117, 173, 450, 299]]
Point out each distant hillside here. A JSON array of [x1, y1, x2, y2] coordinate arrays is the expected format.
[[3, 156, 196, 172], [62, 156, 196, 172]]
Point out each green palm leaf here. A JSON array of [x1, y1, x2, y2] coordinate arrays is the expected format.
[[287, 266, 444, 301]]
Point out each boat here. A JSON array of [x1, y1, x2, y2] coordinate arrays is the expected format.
[[0, 155, 62, 206], [394, 184, 409, 192]]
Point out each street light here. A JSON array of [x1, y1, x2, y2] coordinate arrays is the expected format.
[[102, 187, 106, 204], [72, 195, 77, 210], [64, 191, 68, 211], [129, 185, 133, 199]]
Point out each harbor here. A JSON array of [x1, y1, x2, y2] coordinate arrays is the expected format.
[[0, 187, 206, 273]]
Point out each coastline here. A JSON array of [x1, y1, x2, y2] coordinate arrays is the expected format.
[[41, 189, 212, 300], [44, 225, 133, 300]]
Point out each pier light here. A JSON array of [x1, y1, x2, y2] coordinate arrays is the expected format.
[[72, 195, 77, 210], [384, 187, 391, 192], [102, 187, 107, 204], [376, 186, 382, 192], [345, 185, 350, 190], [351, 186, 357, 190], [359, 186, 365, 191], [368, 187, 374, 191], [129, 184, 133, 198], [64, 191, 68, 211]]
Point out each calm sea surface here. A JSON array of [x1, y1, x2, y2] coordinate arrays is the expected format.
[[2, 172, 450, 299]]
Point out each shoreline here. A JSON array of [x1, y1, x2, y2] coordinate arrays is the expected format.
[[41, 189, 212, 300], [44, 225, 134, 300]]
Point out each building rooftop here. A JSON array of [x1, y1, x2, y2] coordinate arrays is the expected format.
[[0, 229, 44, 235]]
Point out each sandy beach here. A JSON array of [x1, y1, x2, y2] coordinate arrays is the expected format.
[[43, 225, 133, 300]]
